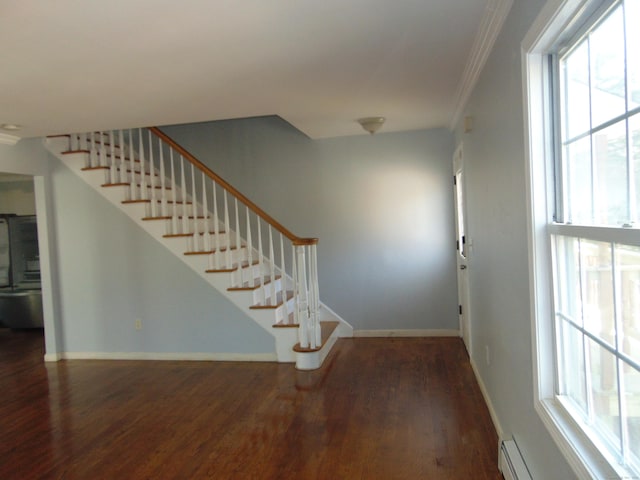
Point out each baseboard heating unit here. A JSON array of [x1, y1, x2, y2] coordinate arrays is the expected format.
[[499, 439, 532, 480]]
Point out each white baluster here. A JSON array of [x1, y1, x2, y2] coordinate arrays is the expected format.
[[89, 132, 97, 168], [128, 129, 136, 200], [223, 190, 231, 268], [169, 149, 178, 235], [97, 131, 105, 168], [295, 245, 309, 347], [138, 128, 147, 200], [257, 218, 265, 303], [292, 246, 298, 325], [189, 162, 197, 243], [212, 180, 220, 269], [234, 198, 241, 251], [279, 234, 287, 323], [118, 130, 127, 185], [80, 134, 90, 168], [201, 172, 210, 253], [179, 155, 189, 235], [158, 138, 167, 218], [246, 207, 253, 281], [148, 131, 156, 218], [109, 130, 117, 184], [268, 227, 276, 306]]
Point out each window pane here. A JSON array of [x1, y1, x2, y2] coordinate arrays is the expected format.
[[590, 6, 626, 128], [593, 121, 629, 226], [558, 318, 588, 411], [563, 41, 591, 140], [565, 136, 593, 224], [632, 113, 640, 223], [587, 338, 621, 450], [581, 240, 616, 346], [627, 0, 640, 110], [622, 360, 640, 465], [616, 243, 640, 364], [554, 235, 583, 324]]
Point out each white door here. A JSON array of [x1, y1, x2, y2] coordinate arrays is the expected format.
[[453, 145, 471, 354]]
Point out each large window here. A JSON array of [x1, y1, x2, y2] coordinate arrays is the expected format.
[[526, 0, 640, 478]]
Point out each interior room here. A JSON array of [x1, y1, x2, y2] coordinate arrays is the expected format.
[[1, 1, 638, 479]]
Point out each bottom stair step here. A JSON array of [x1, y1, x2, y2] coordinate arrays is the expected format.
[[293, 321, 339, 353]]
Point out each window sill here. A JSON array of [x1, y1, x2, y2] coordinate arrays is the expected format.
[[535, 398, 637, 479]]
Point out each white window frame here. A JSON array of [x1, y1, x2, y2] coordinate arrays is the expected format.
[[523, 1, 640, 479]]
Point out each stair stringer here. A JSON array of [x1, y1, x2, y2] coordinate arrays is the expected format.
[[44, 136, 353, 367]]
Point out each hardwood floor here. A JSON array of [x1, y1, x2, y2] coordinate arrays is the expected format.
[[0, 329, 502, 479]]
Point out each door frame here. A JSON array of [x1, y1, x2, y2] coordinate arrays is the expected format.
[[453, 143, 471, 354]]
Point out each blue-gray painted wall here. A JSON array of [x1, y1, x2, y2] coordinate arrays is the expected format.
[[162, 118, 458, 332]]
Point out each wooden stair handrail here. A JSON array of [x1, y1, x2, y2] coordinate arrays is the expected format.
[[148, 127, 317, 246]]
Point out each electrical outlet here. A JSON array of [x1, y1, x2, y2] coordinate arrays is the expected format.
[[485, 345, 490, 366], [135, 319, 142, 331]]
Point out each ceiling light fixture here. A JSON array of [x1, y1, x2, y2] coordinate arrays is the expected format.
[[357, 117, 385, 135], [1, 124, 22, 131]]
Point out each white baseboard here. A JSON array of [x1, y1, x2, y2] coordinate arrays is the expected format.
[[470, 356, 504, 439], [46, 352, 278, 362], [353, 329, 460, 338]]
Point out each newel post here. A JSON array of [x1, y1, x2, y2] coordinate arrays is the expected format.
[[294, 240, 321, 349], [294, 244, 310, 348]]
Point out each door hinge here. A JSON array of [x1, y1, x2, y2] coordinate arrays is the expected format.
[[453, 175, 457, 186], [459, 305, 463, 315]]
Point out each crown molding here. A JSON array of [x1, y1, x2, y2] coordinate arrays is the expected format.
[[449, 0, 514, 130], [0, 133, 21, 146]]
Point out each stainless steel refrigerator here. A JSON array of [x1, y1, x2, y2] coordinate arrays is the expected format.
[[0, 215, 43, 328]]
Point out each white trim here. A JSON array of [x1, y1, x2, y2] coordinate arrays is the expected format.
[[470, 356, 504, 439], [0, 133, 20, 145], [50, 352, 278, 362], [548, 223, 640, 246], [449, 0, 514, 130], [353, 329, 459, 338]]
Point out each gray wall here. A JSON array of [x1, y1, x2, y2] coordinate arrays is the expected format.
[[0, 139, 50, 176], [46, 152, 274, 355], [162, 118, 458, 332], [453, 0, 576, 478]]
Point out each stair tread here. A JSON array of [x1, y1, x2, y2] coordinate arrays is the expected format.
[[62, 149, 90, 154], [228, 275, 281, 291], [141, 216, 173, 221], [250, 290, 293, 309], [122, 199, 193, 205], [162, 230, 227, 238], [81, 166, 156, 176], [162, 232, 194, 238], [184, 246, 238, 255], [142, 215, 209, 221], [101, 182, 171, 189], [293, 321, 340, 353]]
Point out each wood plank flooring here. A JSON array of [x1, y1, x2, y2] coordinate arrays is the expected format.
[[0, 328, 501, 479]]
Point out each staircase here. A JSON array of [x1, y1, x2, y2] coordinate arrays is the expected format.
[[45, 127, 352, 370]]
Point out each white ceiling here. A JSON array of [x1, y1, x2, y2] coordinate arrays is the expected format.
[[0, 0, 511, 140]]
